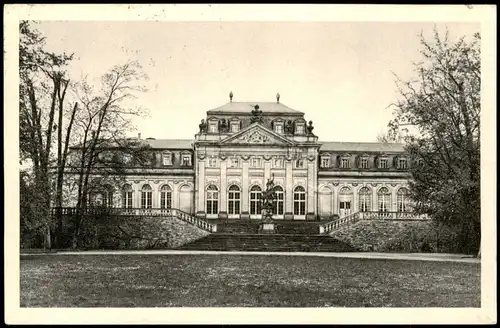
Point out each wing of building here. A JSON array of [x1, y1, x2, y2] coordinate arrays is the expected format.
[[64, 94, 413, 221]]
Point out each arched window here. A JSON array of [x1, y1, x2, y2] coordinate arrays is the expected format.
[[359, 187, 371, 212], [397, 187, 410, 212], [122, 184, 133, 208], [160, 185, 172, 209], [228, 185, 241, 215], [102, 185, 114, 208], [141, 184, 153, 209], [250, 185, 262, 215], [293, 186, 306, 216], [378, 187, 391, 212], [272, 186, 284, 216], [206, 185, 219, 215]]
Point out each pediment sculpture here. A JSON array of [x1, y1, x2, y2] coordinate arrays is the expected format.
[[241, 131, 271, 144]]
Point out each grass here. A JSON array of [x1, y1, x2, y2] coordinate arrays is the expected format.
[[20, 254, 480, 307]]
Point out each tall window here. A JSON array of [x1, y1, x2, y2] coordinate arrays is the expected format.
[[397, 187, 410, 212], [250, 185, 262, 215], [101, 185, 113, 208], [359, 187, 371, 212], [378, 187, 391, 212], [160, 185, 172, 209], [359, 157, 369, 169], [228, 185, 241, 215], [162, 152, 172, 166], [272, 186, 284, 215], [121, 184, 133, 208], [293, 186, 306, 215], [206, 185, 219, 215], [141, 184, 153, 209]]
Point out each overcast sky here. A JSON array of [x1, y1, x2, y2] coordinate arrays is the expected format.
[[34, 21, 480, 142]]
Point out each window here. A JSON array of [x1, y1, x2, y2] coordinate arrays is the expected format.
[[230, 157, 239, 167], [397, 158, 408, 170], [273, 158, 283, 168], [397, 187, 410, 212], [208, 123, 218, 133], [208, 158, 217, 168], [274, 124, 283, 134], [102, 185, 113, 208], [228, 185, 241, 215], [181, 154, 191, 166], [340, 158, 350, 169], [295, 159, 305, 169], [162, 152, 172, 166], [359, 157, 369, 169], [359, 187, 371, 212], [378, 187, 391, 212], [272, 186, 284, 215], [251, 158, 261, 168], [296, 124, 305, 134], [379, 157, 389, 169], [206, 185, 219, 215], [141, 184, 153, 209], [321, 157, 330, 168], [121, 184, 133, 208], [250, 185, 262, 215], [293, 186, 306, 215], [230, 123, 240, 133], [160, 185, 172, 209]]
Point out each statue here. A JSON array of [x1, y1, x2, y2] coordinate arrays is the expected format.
[[250, 104, 263, 124], [307, 120, 314, 135], [285, 120, 293, 134], [219, 118, 228, 133], [199, 119, 207, 133], [261, 174, 278, 223]]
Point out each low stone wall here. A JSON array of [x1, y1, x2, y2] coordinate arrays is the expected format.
[[63, 215, 210, 250], [330, 220, 455, 253]]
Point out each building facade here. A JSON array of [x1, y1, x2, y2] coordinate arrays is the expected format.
[[69, 94, 412, 221]]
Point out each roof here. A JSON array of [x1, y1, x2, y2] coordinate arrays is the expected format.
[[207, 102, 304, 115], [143, 139, 194, 149], [319, 141, 406, 153]]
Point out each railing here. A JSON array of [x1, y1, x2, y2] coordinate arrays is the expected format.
[[319, 212, 362, 234], [50, 207, 217, 233], [318, 211, 430, 234]]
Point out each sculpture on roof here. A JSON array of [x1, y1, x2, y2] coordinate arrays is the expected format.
[[285, 120, 294, 134], [307, 121, 314, 135], [219, 118, 229, 133], [250, 104, 263, 124], [199, 119, 207, 133]]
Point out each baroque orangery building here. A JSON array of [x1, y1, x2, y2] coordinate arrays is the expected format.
[[72, 93, 413, 221]]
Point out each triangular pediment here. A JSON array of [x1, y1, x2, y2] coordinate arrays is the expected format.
[[220, 122, 295, 146]]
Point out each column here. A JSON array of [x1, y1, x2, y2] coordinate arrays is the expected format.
[[134, 182, 141, 208], [241, 160, 250, 219], [196, 159, 206, 218], [333, 185, 338, 215], [172, 182, 179, 209], [372, 186, 377, 212], [352, 185, 358, 214], [391, 186, 397, 212], [152, 181, 159, 208], [306, 161, 316, 220], [219, 159, 228, 219], [284, 160, 293, 220]]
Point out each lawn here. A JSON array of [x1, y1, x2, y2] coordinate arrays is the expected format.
[[20, 254, 480, 307]]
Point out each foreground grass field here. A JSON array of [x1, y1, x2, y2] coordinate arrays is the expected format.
[[21, 254, 480, 307]]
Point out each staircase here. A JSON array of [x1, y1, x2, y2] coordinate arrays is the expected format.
[[177, 234, 358, 252], [213, 220, 321, 235]]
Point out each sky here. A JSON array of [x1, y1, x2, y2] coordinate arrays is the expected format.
[[34, 21, 480, 142]]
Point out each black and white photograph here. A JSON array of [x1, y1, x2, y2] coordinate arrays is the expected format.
[[5, 4, 496, 325]]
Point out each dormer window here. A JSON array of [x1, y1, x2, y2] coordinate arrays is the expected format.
[[162, 152, 172, 166], [181, 153, 191, 166], [321, 156, 330, 168], [295, 123, 305, 135], [339, 156, 351, 169], [378, 156, 389, 169], [230, 122, 240, 133], [397, 157, 408, 170], [359, 156, 369, 169], [208, 122, 218, 133]]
